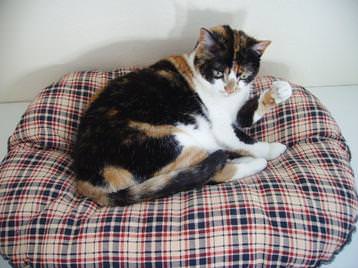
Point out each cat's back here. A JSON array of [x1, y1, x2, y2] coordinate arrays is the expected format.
[[86, 58, 204, 125], [72, 57, 206, 182]]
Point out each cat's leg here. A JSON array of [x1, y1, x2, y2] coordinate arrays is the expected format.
[[239, 141, 287, 160], [107, 149, 228, 206], [102, 146, 210, 190], [214, 124, 287, 161], [212, 156, 267, 183], [230, 127, 285, 160], [78, 145, 221, 206], [229, 81, 292, 160], [237, 80, 292, 127]]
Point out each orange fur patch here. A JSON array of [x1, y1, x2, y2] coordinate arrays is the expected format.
[[254, 89, 278, 119], [155, 147, 208, 176], [262, 90, 276, 107], [212, 163, 238, 183], [130, 148, 208, 199], [157, 70, 175, 80], [76, 180, 110, 207], [106, 108, 119, 117], [128, 120, 181, 138], [87, 82, 109, 108], [130, 173, 172, 198], [102, 166, 135, 191], [168, 56, 194, 88], [211, 25, 228, 37], [234, 30, 241, 60]]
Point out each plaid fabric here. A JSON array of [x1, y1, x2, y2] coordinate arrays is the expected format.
[[0, 70, 357, 267]]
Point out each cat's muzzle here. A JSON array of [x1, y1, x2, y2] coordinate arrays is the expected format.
[[224, 79, 237, 94]]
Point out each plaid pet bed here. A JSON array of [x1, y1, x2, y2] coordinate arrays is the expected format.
[[0, 70, 357, 267]]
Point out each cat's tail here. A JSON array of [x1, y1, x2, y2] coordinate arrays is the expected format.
[[106, 150, 228, 206]]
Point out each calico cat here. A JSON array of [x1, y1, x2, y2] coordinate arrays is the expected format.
[[72, 25, 292, 206]]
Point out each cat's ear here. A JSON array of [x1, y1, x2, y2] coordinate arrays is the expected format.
[[198, 27, 219, 54], [252, 40, 271, 56]]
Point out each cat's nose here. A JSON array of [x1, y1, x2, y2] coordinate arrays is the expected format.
[[225, 79, 236, 94]]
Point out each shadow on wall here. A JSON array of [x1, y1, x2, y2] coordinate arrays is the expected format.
[[7, 6, 289, 102]]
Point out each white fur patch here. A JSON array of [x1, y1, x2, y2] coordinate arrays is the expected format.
[[173, 53, 253, 152], [176, 52, 287, 163], [181, 52, 252, 150], [242, 142, 287, 160], [229, 157, 267, 180], [266, 142, 287, 160], [175, 115, 220, 152], [253, 111, 263, 124], [272, 81, 292, 104]]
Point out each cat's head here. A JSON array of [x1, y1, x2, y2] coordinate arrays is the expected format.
[[193, 25, 271, 95]]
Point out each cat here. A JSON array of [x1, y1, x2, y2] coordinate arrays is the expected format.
[[71, 25, 292, 206]]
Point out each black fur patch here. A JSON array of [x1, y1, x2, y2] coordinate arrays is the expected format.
[[194, 26, 235, 83], [72, 59, 207, 186], [237, 96, 259, 127], [233, 125, 257, 144], [108, 150, 228, 206], [236, 47, 261, 83]]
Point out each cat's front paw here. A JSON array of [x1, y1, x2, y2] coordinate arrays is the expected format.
[[272, 81, 292, 104], [266, 142, 287, 160]]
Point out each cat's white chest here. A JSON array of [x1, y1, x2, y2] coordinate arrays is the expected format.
[[202, 88, 248, 124], [175, 86, 250, 152]]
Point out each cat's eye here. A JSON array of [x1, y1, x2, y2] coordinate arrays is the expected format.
[[240, 73, 249, 80], [213, 70, 224, 79]]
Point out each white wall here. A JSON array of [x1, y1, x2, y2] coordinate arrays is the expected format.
[[1, 0, 358, 102]]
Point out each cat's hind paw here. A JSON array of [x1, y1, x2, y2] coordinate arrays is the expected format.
[[272, 80, 292, 104], [212, 157, 267, 183], [230, 157, 267, 180], [266, 142, 287, 160]]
